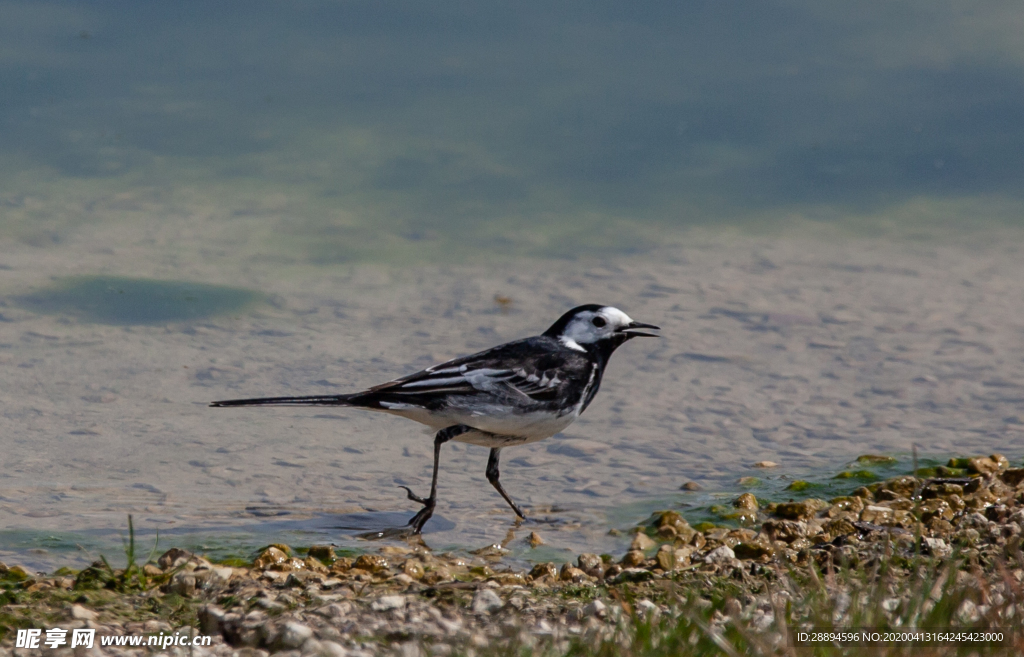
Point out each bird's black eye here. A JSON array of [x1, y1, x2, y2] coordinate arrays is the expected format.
[[591, 316, 607, 328]]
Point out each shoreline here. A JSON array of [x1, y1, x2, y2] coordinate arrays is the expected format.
[[3, 455, 1024, 655]]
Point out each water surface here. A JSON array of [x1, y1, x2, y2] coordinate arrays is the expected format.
[[2, 1, 1024, 571]]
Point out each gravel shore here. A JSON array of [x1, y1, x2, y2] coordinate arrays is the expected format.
[[3, 456, 1024, 656]]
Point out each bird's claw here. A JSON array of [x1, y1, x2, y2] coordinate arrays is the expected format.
[[407, 505, 435, 534]]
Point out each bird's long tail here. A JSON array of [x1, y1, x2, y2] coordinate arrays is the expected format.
[[210, 394, 355, 408]]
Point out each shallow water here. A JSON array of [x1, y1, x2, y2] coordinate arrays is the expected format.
[[2, 2, 1024, 571], [3, 228, 1024, 571]]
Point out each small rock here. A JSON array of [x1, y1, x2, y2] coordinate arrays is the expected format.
[[860, 506, 894, 524], [285, 570, 323, 587], [277, 621, 314, 650], [655, 545, 676, 571], [559, 564, 588, 582], [733, 493, 759, 511], [999, 468, 1024, 487], [704, 546, 736, 564], [773, 499, 827, 520], [307, 545, 336, 563], [309, 638, 350, 654], [402, 560, 425, 580], [158, 547, 194, 570], [353, 554, 389, 573], [169, 573, 196, 597], [577, 553, 602, 573], [681, 481, 702, 491], [620, 550, 646, 568], [630, 532, 656, 552], [529, 562, 558, 580], [674, 546, 694, 567], [371, 595, 407, 612], [315, 641, 349, 657], [733, 542, 773, 560], [610, 568, 653, 584], [655, 510, 688, 529], [253, 547, 290, 570], [753, 461, 778, 468], [880, 476, 919, 497], [762, 519, 808, 543], [582, 600, 607, 618], [635, 599, 659, 617], [490, 572, 527, 586], [922, 537, 952, 558], [471, 589, 503, 614], [527, 531, 545, 547], [67, 604, 97, 621]]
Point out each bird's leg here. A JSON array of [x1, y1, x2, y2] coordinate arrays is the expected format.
[[401, 424, 469, 534], [486, 447, 526, 520]]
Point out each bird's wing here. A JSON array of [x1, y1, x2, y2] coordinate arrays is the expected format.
[[357, 338, 571, 404]]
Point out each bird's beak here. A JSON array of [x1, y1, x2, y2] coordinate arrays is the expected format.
[[617, 321, 661, 338]]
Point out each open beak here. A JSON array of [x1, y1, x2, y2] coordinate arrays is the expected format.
[[617, 321, 661, 338]]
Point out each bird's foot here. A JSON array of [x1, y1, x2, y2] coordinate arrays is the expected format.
[[398, 486, 436, 534], [406, 503, 436, 535]]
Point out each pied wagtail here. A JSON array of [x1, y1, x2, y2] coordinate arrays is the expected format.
[[211, 304, 659, 533]]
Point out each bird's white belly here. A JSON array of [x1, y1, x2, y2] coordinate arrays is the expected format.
[[376, 401, 579, 447], [453, 409, 579, 447]]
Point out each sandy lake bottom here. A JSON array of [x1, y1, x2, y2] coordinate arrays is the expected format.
[[2, 221, 1024, 571]]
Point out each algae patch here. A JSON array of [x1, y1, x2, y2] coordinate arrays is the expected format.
[[16, 276, 263, 325]]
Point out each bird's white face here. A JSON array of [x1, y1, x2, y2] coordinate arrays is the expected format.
[[558, 306, 635, 351]]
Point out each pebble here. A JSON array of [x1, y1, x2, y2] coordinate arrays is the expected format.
[[253, 547, 290, 570], [752, 461, 778, 468], [733, 493, 758, 510], [630, 532, 656, 552], [370, 595, 407, 612], [577, 553, 602, 573], [681, 482, 702, 491], [67, 604, 97, 621], [277, 621, 314, 650], [471, 589, 504, 614], [620, 550, 646, 568], [704, 546, 737, 564]]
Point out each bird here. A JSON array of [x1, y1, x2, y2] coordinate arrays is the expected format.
[[210, 304, 659, 533]]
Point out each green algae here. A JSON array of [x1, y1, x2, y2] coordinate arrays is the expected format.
[[834, 469, 878, 481]]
